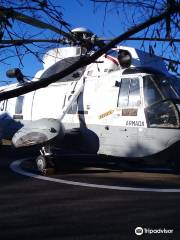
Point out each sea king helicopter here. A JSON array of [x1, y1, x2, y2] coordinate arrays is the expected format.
[[0, 27, 180, 174]]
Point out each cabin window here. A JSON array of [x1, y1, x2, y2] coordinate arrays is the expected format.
[[145, 100, 179, 128], [67, 100, 78, 114], [67, 93, 83, 114], [118, 78, 140, 107], [0, 100, 7, 112], [143, 75, 163, 107], [15, 96, 24, 114]]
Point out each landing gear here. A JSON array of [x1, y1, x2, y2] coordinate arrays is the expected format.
[[36, 145, 55, 175]]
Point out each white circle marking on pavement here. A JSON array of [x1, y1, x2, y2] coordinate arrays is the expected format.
[[10, 158, 180, 193]]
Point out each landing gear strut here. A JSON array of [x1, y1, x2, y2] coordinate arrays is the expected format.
[[36, 145, 55, 175]]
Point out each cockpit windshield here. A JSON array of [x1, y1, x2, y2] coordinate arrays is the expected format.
[[143, 74, 180, 107], [169, 76, 180, 96]]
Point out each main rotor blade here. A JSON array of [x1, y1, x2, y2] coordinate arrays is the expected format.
[[0, 7, 74, 41]]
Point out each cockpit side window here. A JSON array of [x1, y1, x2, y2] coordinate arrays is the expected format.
[[118, 78, 130, 106], [143, 75, 163, 107], [129, 78, 141, 106], [118, 78, 141, 107], [145, 100, 180, 128]]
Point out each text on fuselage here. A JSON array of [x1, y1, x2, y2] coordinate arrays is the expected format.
[[126, 120, 144, 127]]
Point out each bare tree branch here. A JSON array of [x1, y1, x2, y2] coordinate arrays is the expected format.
[[0, 6, 73, 40]]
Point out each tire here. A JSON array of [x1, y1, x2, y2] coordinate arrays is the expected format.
[[36, 155, 47, 173], [36, 155, 55, 175]]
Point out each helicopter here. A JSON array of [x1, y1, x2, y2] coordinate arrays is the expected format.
[[0, 27, 180, 174]]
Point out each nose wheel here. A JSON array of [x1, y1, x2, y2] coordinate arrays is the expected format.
[[36, 145, 55, 175]]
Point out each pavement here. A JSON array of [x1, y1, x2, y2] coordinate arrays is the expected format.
[[0, 145, 180, 240]]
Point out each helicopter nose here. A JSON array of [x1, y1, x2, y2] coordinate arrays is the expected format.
[[12, 131, 48, 148], [12, 118, 64, 148]]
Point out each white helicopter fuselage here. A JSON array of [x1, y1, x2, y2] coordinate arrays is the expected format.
[[0, 46, 180, 160]]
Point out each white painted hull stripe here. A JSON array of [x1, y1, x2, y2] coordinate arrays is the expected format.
[[10, 158, 180, 193]]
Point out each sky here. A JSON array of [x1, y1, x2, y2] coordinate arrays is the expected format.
[[0, 0, 179, 86]]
